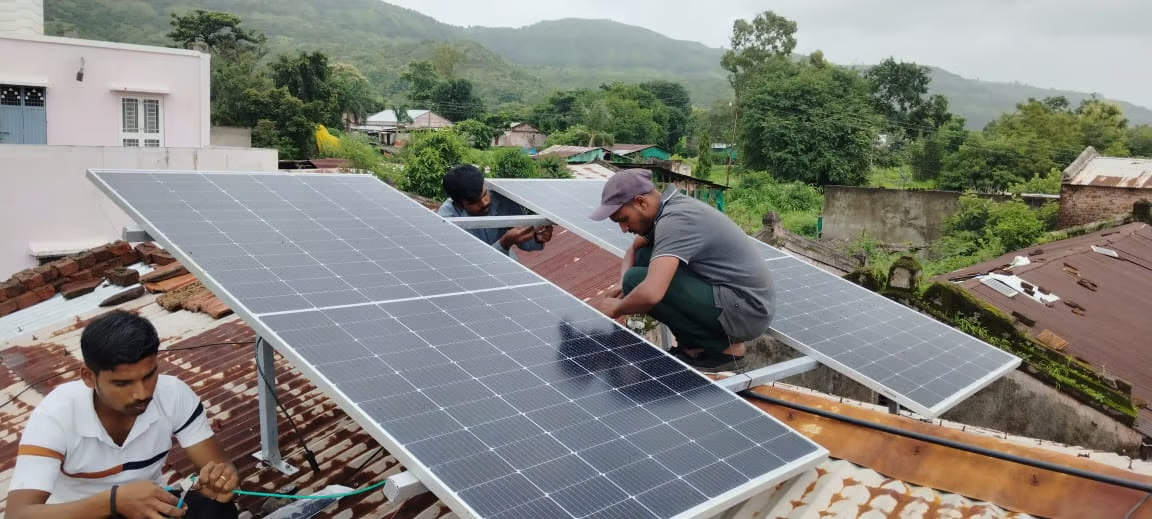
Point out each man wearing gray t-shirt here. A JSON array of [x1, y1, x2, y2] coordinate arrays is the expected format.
[[590, 169, 775, 372]]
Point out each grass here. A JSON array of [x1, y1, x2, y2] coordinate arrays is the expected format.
[[869, 166, 938, 190]]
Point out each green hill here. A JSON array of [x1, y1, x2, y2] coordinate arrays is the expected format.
[[43, 0, 1152, 127]]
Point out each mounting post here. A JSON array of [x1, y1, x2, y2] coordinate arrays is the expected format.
[[252, 337, 299, 476], [716, 356, 819, 392], [122, 224, 153, 243]]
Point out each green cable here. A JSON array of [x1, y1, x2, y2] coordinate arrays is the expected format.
[[231, 480, 388, 499]]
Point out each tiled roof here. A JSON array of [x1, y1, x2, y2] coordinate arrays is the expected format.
[[938, 222, 1152, 435]]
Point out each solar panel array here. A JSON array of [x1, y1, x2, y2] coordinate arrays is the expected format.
[[90, 170, 826, 519], [486, 179, 1021, 418]]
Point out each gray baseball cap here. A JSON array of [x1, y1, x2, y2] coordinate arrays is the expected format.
[[589, 169, 655, 221]]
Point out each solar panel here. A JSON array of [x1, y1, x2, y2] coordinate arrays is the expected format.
[[486, 178, 1021, 418], [89, 170, 826, 519]]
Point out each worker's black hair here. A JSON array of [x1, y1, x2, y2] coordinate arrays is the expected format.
[[80, 310, 160, 374], [443, 164, 485, 204]]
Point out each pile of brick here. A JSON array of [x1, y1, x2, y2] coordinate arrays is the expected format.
[[0, 241, 230, 320], [0, 241, 142, 317], [144, 263, 232, 319]]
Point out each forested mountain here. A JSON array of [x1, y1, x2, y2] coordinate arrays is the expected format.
[[43, 0, 1152, 128]]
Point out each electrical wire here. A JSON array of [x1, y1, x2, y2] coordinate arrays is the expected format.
[[232, 479, 388, 500], [0, 340, 255, 411], [340, 446, 386, 487]]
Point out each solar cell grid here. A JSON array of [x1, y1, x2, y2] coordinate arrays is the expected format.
[[90, 170, 826, 518], [486, 178, 1021, 418]]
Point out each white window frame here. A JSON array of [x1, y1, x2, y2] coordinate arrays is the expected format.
[[119, 96, 163, 147]]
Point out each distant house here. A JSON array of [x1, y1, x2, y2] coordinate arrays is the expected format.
[[1059, 147, 1152, 228], [565, 160, 728, 211], [494, 122, 547, 149], [610, 144, 671, 162], [358, 109, 452, 145], [538, 145, 610, 164]]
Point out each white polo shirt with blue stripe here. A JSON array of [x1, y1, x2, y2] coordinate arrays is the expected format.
[[10, 375, 214, 503]]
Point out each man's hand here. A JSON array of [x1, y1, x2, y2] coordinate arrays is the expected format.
[[115, 480, 185, 518], [194, 461, 239, 503], [596, 297, 623, 319], [499, 227, 535, 249], [533, 225, 554, 244]]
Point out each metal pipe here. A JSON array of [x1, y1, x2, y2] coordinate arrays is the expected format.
[[444, 215, 552, 229], [742, 390, 1152, 494]]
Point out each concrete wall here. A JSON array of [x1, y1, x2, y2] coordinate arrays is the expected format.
[[823, 186, 1059, 246], [1058, 184, 1152, 228], [752, 338, 1142, 454], [0, 34, 210, 147], [822, 186, 963, 246], [0, 145, 277, 275], [210, 126, 252, 148]]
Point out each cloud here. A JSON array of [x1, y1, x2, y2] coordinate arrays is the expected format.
[[385, 0, 1152, 108]]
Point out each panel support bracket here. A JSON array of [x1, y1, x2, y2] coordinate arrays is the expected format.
[[444, 215, 552, 229], [716, 356, 820, 392], [383, 471, 429, 503], [252, 337, 299, 476], [122, 224, 154, 243]]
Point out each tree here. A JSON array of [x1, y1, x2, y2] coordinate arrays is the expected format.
[[909, 132, 944, 181], [400, 131, 466, 198], [431, 79, 485, 122], [946, 194, 1046, 252], [491, 148, 537, 178], [939, 132, 1046, 192], [329, 63, 382, 129], [640, 80, 692, 150], [453, 119, 497, 149], [240, 88, 314, 158], [721, 11, 798, 90], [167, 9, 264, 55], [740, 66, 877, 186], [1076, 97, 1129, 155], [545, 125, 614, 147], [269, 51, 340, 128], [1128, 125, 1152, 157], [431, 44, 466, 79], [695, 129, 713, 176], [536, 154, 571, 179], [400, 60, 438, 107], [865, 58, 951, 138]]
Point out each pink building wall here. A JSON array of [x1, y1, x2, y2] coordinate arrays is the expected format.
[[0, 34, 210, 147]]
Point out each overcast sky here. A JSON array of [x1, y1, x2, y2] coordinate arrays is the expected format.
[[386, 0, 1152, 109]]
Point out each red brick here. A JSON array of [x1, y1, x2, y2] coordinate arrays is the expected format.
[[76, 251, 97, 269], [110, 240, 133, 256], [53, 258, 79, 277], [106, 267, 140, 287], [15, 288, 48, 309], [150, 251, 176, 266], [91, 260, 120, 278], [92, 244, 115, 263], [0, 298, 18, 316], [33, 284, 55, 300], [0, 279, 24, 298], [34, 264, 59, 283], [99, 286, 146, 307], [135, 243, 161, 263], [141, 262, 187, 283], [61, 279, 104, 300], [67, 270, 95, 283], [118, 249, 141, 266], [13, 269, 45, 290]]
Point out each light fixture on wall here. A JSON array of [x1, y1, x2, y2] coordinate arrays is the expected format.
[[75, 57, 85, 82]]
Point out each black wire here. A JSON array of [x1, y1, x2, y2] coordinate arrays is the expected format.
[[0, 340, 255, 411], [253, 340, 322, 473], [340, 446, 386, 487]]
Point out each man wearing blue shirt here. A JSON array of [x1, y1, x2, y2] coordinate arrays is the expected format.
[[437, 164, 553, 258]]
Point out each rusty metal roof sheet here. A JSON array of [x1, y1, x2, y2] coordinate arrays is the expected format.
[[566, 162, 618, 180], [939, 222, 1152, 435], [1066, 156, 1152, 188], [538, 144, 605, 158]]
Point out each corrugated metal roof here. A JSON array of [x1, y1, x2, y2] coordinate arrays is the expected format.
[[566, 162, 617, 180], [610, 143, 655, 154], [1066, 156, 1152, 188], [539, 145, 605, 158], [938, 222, 1152, 435]]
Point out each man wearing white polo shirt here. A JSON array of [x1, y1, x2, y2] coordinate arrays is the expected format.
[[6, 310, 241, 519]]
